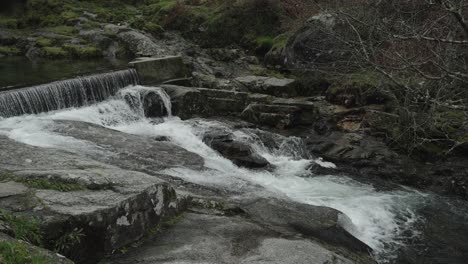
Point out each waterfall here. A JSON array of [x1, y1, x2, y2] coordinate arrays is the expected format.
[[0, 69, 139, 117]]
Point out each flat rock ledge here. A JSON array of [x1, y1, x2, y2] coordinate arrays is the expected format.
[[0, 134, 191, 263]]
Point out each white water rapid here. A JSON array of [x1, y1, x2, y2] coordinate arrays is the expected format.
[[0, 85, 428, 263]]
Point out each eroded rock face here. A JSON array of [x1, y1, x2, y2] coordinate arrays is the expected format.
[[203, 131, 270, 169]]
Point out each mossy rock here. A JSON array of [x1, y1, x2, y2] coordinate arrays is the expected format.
[[35, 37, 54, 47], [255, 36, 274, 56], [63, 44, 102, 58], [0, 17, 19, 29], [326, 72, 391, 107], [45, 26, 77, 36], [0, 46, 21, 56], [39, 46, 68, 58]]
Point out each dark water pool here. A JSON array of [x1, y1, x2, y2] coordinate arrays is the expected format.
[[0, 56, 129, 89]]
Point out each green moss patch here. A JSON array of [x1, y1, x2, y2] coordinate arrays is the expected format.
[[0, 210, 43, 245], [0, 172, 85, 192], [40, 47, 68, 58], [0, 241, 48, 264], [0, 46, 21, 56], [35, 37, 54, 47], [63, 44, 102, 58], [45, 26, 77, 36]]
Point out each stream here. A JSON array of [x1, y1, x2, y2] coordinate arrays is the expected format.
[[0, 85, 467, 263]]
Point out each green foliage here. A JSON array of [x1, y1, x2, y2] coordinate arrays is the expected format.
[[201, 0, 281, 48], [0, 17, 19, 29], [54, 228, 84, 256], [22, 178, 84, 192], [0, 241, 48, 264], [255, 36, 274, 56], [0, 210, 43, 246], [35, 37, 53, 47], [0, 46, 21, 56], [272, 33, 289, 49], [164, 213, 186, 226], [0, 172, 85, 192]]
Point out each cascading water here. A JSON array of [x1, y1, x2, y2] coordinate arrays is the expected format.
[[0, 69, 139, 117], [1, 84, 466, 264]]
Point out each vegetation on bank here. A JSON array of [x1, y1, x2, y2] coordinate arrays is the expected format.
[[0, 241, 48, 264], [0, 172, 85, 192]]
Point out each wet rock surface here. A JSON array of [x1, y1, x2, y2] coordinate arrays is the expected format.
[[203, 131, 270, 169], [0, 134, 188, 263], [108, 205, 374, 264]]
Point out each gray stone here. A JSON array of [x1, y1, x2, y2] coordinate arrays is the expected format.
[[241, 103, 301, 129], [143, 91, 168, 117], [129, 56, 188, 85], [203, 131, 270, 169], [108, 212, 371, 264], [198, 88, 249, 114], [0, 128, 198, 263], [117, 30, 161, 57], [236, 75, 297, 97], [241, 198, 372, 254], [0, 181, 28, 198], [161, 85, 213, 119]]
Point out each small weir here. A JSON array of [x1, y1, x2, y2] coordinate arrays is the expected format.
[[0, 69, 139, 117]]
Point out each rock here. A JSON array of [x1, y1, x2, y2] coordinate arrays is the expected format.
[[129, 56, 188, 85], [0, 29, 17, 46], [0, 132, 192, 263], [269, 13, 353, 71], [0, 233, 73, 264], [0, 181, 28, 198], [236, 75, 297, 97], [143, 91, 168, 118], [109, 211, 373, 264], [117, 30, 160, 57], [203, 131, 270, 169], [241, 198, 372, 255], [241, 99, 319, 129], [50, 120, 204, 171], [198, 88, 249, 114], [161, 85, 213, 119]]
